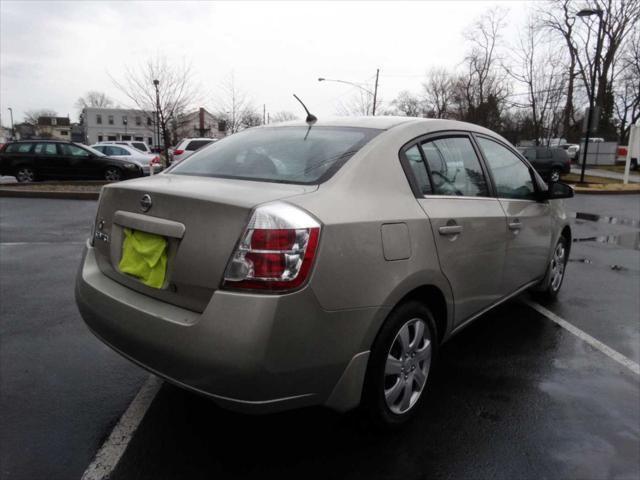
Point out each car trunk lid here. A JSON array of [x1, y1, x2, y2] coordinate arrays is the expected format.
[[92, 174, 317, 312]]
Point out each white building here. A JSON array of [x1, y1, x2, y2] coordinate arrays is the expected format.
[[171, 108, 226, 142], [82, 107, 158, 146]]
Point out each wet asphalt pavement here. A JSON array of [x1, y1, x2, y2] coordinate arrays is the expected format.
[[1, 195, 639, 480]]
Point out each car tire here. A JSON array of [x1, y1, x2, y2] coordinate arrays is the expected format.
[[536, 236, 568, 301], [104, 167, 122, 182], [361, 300, 437, 429], [549, 168, 561, 183], [15, 166, 36, 183]]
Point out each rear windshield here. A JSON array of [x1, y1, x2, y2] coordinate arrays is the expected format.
[[132, 142, 148, 151], [185, 140, 213, 151], [169, 126, 382, 184]]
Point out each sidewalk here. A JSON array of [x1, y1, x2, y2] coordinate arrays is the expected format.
[[570, 167, 640, 183]]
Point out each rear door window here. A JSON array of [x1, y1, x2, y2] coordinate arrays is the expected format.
[[421, 137, 489, 197], [404, 145, 432, 195], [34, 143, 58, 155], [171, 126, 382, 184], [186, 140, 213, 151], [60, 144, 89, 157]]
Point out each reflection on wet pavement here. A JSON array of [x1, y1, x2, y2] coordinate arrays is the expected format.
[[571, 211, 640, 251], [572, 212, 640, 228]]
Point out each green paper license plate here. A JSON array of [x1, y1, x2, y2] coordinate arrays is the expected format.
[[119, 228, 168, 289]]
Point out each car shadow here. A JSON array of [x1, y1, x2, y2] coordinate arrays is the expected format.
[[111, 298, 561, 480]]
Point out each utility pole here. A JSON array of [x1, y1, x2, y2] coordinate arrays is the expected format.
[[153, 79, 163, 163], [372, 68, 379, 116], [263, 104, 266, 125]]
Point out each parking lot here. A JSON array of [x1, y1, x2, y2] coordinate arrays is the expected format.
[[1, 194, 639, 480]]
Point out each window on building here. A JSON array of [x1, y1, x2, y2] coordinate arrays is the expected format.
[[108, 115, 114, 125], [108, 135, 117, 141], [148, 137, 153, 145], [51, 118, 57, 126], [121, 135, 132, 141], [60, 130, 68, 136], [135, 116, 142, 126], [97, 135, 103, 142], [134, 136, 143, 141], [122, 116, 128, 125], [147, 117, 152, 126], [96, 114, 102, 125]]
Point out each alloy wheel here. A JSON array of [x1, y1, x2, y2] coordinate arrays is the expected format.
[[384, 318, 432, 415], [105, 168, 121, 181], [550, 169, 561, 182], [550, 242, 566, 291], [16, 167, 35, 183]]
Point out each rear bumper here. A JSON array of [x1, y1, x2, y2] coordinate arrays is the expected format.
[[75, 243, 382, 413]]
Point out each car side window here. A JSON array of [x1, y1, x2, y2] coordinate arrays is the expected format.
[[404, 145, 432, 195], [477, 137, 537, 200], [61, 144, 90, 157], [7, 143, 34, 153], [421, 137, 489, 197], [93, 146, 105, 153], [112, 147, 130, 156], [35, 143, 57, 155]]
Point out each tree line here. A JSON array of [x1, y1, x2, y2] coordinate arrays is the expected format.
[[383, 0, 639, 146]]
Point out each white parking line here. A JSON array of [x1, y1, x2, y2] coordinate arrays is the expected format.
[[523, 299, 640, 376], [0, 241, 85, 245], [81, 375, 162, 480]]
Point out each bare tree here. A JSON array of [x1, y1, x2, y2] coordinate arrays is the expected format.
[[614, 24, 640, 143], [214, 72, 260, 133], [506, 17, 567, 144], [74, 91, 115, 112], [390, 90, 424, 117], [23, 109, 57, 126], [112, 56, 199, 161], [542, 0, 640, 140], [454, 8, 510, 129], [270, 111, 298, 123], [422, 68, 455, 118], [336, 89, 381, 116]]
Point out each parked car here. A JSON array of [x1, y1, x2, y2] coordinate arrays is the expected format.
[[76, 117, 573, 428], [91, 144, 161, 176], [171, 137, 216, 164], [559, 143, 580, 161], [517, 146, 571, 182], [96, 140, 152, 154], [0, 140, 144, 182]]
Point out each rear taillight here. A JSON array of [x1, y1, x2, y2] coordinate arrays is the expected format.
[[222, 202, 321, 292], [173, 149, 184, 155]]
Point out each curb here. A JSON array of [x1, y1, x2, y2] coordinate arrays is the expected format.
[[573, 188, 640, 195], [0, 189, 99, 200]]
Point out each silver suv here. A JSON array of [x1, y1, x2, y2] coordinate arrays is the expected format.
[[75, 117, 573, 427]]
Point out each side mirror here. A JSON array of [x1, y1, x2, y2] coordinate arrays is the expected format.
[[544, 181, 574, 200]]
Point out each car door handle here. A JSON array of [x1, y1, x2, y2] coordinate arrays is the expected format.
[[438, 225, 463, 236], [508, 219, 522, 231]]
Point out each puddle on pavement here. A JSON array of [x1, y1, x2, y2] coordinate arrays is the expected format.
[[569, 258, 593, 264], [572, 212, 640, 228], [572, 232, 640, 250]]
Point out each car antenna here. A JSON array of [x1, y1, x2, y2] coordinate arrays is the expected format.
[[293, 94, 317, 125], [293, 94, 317, 140]]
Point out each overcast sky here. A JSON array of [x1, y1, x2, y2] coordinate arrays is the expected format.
[[0, 0, 536, 125]]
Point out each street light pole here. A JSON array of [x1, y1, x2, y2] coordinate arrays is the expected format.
[[153, 79, 162, 157], [7, 107, 14, 139], [577, 8, 604, 184], [318, 68, 380, 115]]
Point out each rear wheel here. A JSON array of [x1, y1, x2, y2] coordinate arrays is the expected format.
[[362, 301, 437, 429], [15, 166, 35, 183], [104, 167, 122, 182]]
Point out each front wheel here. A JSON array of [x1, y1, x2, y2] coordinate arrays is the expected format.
[[549, 168, 561, 183], [15, 166, 36, 183], [361, 301, 437, 429]]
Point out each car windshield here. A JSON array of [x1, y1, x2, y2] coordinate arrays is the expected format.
[[169, 126, 382, 184], [82, 145, 107, 157]]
